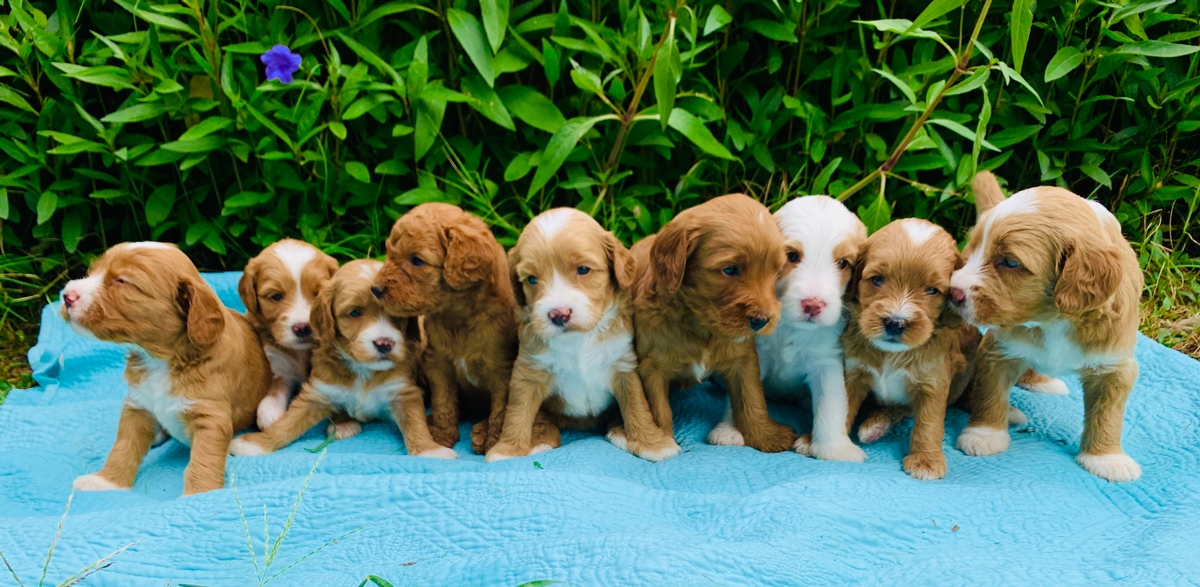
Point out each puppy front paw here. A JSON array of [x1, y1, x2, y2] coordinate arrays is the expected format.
[[1017, 371, 1069, 395], [608, 426, 680, 462], [793, 434, 813, 456], [811, 439, 867, 463], [1076, 452, 1141, 482], [428, 416, 460, 449], [327, 420, 362, 440], [470, 421, 489, 454], [1007, 405, 1028, 427], [742, 421, 799, 453], [73, 474, 127, 492], [956, 425, 1010, 456], [484, 440, 529, 463], [706, 421, 745, 446], [256, 394, 289, 430], [229, 434, 272, 456], [857, 414, 895, 444], [902, 451, 947, 480], [415, 446, 459, 460]]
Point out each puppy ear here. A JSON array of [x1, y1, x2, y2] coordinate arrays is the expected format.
[[444, 220, 497, 291], [320, 251, 339, 279], [178, 276, 225, 347], [649, 220, 693, 296], [604, 232, 637, 292], [507, 245, 526, 306], [237, 258, 259, 318], [844, 240, 870, 304], [1055, 240, 1123, 316], [971, 171, 1006, 216], [310, 283, 337, 345]]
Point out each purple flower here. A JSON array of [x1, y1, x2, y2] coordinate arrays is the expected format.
[[261, 45, 302, 84]]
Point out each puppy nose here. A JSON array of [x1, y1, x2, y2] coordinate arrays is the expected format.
[[548, 308, 572, 327], [63, 291, 79, 309], [800, 298, 826, 317], [370, 285, 385, 300], [373, 338, 395, 353], [292, 322, 312, 338], [749, 315, 770, 332], [883, 317, 908, 337], [950, 287, 966, 305]]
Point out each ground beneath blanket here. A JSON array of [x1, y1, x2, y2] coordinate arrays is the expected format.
[[1, 273, 1198, 587]]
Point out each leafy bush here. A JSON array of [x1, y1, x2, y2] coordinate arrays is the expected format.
[[0, 0, 1197, 307]]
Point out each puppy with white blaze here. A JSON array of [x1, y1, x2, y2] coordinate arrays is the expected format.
[[487, 209, 679, 462], [707, 196, 868, 462]]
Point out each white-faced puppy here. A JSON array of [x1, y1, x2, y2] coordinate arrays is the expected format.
[[487, 209, 679, 463], [839, 219, 982, 480], [631, 194, 798, 453], [229, 260, 454, 459], [707, 196, 868, 462], [62, 242, 271, 495], [239, 239, 339, 430], [950, 171, 1144, 482]]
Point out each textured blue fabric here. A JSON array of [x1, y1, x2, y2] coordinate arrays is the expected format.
[[2, 271, 1199, 586]]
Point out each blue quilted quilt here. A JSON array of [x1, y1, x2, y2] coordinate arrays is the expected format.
[[1, 272, 1198, 586]]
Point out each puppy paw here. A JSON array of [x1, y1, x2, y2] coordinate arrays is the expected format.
[[956, 426, 1010, 456], [1077, 452, 1141, 482], [1017, 372, 1069, 395], [706, 421, 745, 446], [793, 434, 813, 456], [1007, 406, 1028, 427], [609, 427, 681, 462], [415, 446, 459, 460], [529, 443, 554, 455], [326, 420, 362, 441], [428, 420, 460, 449], [857, 416, 894, 445], [470, 421, 489, 455], [256, 394, 289, 430], [229, 434, 271, 456], [743, 422, 799, 454], [811, 439, 867, 463], [73, 474, 127, 492], [484, 441, 528, 463], [903, 451, 947, 480]]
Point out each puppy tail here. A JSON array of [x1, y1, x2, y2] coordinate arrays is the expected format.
[[971, 171, 1006, 216]]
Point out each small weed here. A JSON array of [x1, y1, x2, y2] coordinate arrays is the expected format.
[[0, 492, 137, 587]]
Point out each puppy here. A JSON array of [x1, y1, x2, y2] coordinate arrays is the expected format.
[[238, 239, 339, 430], [708, 196, 868, 461], [229, 260, 455, 459], [950, 171, 1144, 482], [840, 219, 978, 480], [62, 242, 271, 495], [486, 209, 680, 462], [373, 203, 517, 454], [631, 194, 798, 453]]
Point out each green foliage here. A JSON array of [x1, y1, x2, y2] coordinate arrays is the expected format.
[[0, 0, 1197, 282]]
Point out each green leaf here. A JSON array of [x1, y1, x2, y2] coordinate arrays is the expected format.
[[392, 124, 414, 137], [448, 9, 496, 87], [481, 0, 510, 54], [357, 575, 397, 587], [527, 115, 615, 196], [114, 0, 197, 35], [542, 39, 560, 89], [498, 85, 566, 133], [395, 186, 451, 206], [345, 161, 371, 183], [222, 41, 272, 54], [1080, 163, 1113, 188], [667, 108, 736, 160], [329, 121, 347, 140], [221, 191, 273, 213], [145, 184, 176, 226], [995, 61, 1043, 105], [1112, 40, 1200, 58], [654, 27, 681, 129], [179, 117, 233, 141], [971, 83, 992, 173], [0, 188, 8, 220], [343, 94, 396, 121], [135, 148, 186, 166], [703, 5, 733, 36], [408, 36, 428, 105], [62, 209, 83, 253], [101, 102, 169, 123], [375, 159, 410, 176], [461, 73, 515, 130], [745, 20, 797, 43], [414, 98, 447, 160], [161, 136, 225, 153], [908, 0, 961, 33], [355, 2, 438, 30], [504, 152, 535, 181], [243, 102, 296, 150], [1011, 0, 1033, 74], [871, 68, 917, 104], [52, 63, 136, 90], [37, 191, 58, 225], [569, 60, 605, 96], [812, 157, 842, 195], [944, 66, 989, 96], [1045, 47, 1085, 82], [857, 189, 892, 234], [927, 119, 1000, 151], [0, 84, 36, 113], [337, 33, 407, 94]]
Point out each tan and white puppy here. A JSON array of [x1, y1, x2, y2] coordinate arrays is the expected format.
[[229, 260, 455, 459], [708, 196, 868, 462], [239, 239, 339, 430], [62, 242, 271, 495], [950, 172, 1143, 482], [487, 209, 679, 463]]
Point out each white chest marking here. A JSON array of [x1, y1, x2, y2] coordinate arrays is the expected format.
[[691, 349, 712, 383], [456, 358, 482, 387], [123, 347, 194, 446], [998, 320, 1119, 377], [265, 346, 306, 388], [847, 357, 911, 407], [756, 317, 846, 400], [311, 378, 407, 422], [530, 314, 634, 418]]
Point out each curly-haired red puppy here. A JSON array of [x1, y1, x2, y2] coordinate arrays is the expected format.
[[487, 209, 679, 462], [62, 242, 271, 495], [229, 260, 453, 459], [238, 239, 338, 430], [950, 171, 1144, 482], [373, 204, 517, 454], [631, 194, 797, 453]]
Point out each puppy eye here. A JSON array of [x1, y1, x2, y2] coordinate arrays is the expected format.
[[837, 259, 850, 270], [269, 293, 284, 302], [870, 276, 884, 287], [526, 276, 538, 285], [411, 256, 425, 267], [997, 257, 1021, 269], [113, 277, 128, 285], [786, 252, 800, 264], [349, 308, 362, 318], [577, 266, 591, 275], [926, 287, 940, 296], [722, 266, 740, 276]]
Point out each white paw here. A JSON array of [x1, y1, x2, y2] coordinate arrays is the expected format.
[[956, 426, 1010, 456], [327, 421, 362, 440], [1007, 406, 1028, 427], [416, 446, 459, 460], [229, 437, 268, 456], [793, 435, 813, 456], [605, 428, 628, 451], [73, 474, 126, 491], [484, 450, 516, 463], [811, 439, 867, 463], [1077, 452, 1141, 482], [857, 419, 893, 444], [706, 422, 745, 446], [636, 439, 681, 462], [529, 443, 553, 455], [1019, 377, 1070, 395], [256, 395, 289, 430]]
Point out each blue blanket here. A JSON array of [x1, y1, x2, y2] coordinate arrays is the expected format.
[[2, 272, 1199, 586]]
